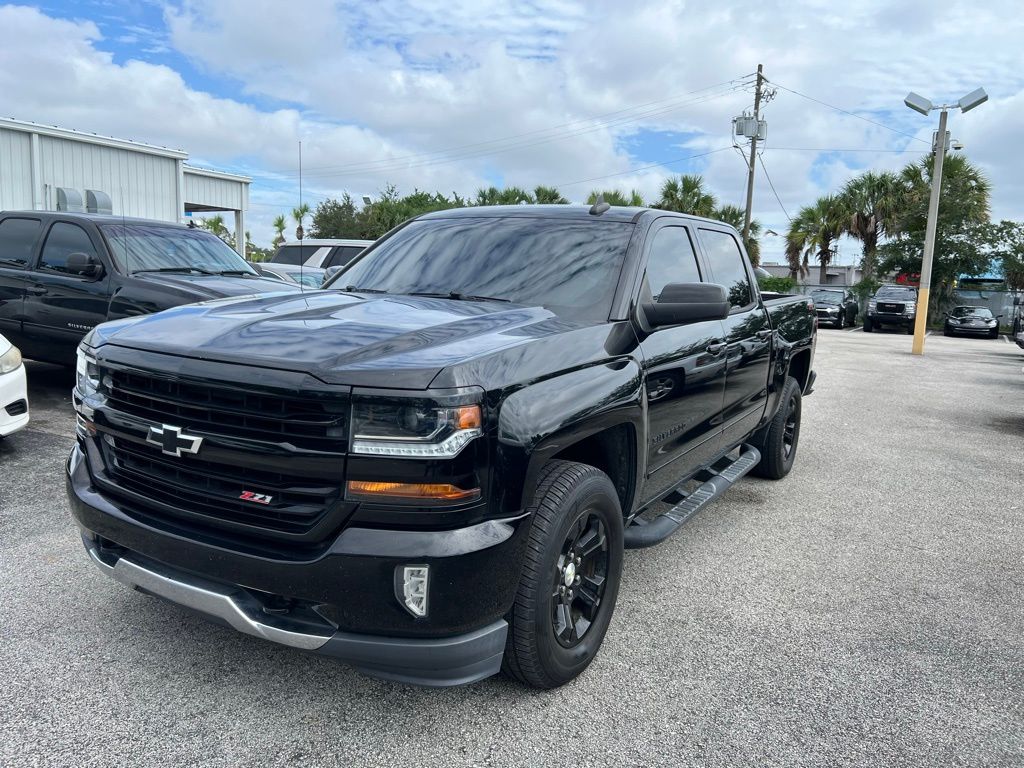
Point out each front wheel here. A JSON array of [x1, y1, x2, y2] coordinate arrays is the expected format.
[[751, 376, 802, 480], [502, 460, 624, 689], [906, 323, 915, 335], [863, 318, 873, 333]]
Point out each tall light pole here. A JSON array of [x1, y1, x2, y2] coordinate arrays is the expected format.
[[903, 87, 987, 355]]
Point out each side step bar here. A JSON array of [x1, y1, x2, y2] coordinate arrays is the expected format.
[[623, 444, 761, 549]]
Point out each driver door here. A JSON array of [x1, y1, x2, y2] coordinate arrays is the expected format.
[[22, 220, 112, 362]]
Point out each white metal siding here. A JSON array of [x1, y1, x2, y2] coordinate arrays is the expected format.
[[37, 135, 179, 220], [0, 128, 33, 210], [184, 171, 245, 211]]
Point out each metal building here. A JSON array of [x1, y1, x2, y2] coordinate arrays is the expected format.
[[0, 117, 250, 256]]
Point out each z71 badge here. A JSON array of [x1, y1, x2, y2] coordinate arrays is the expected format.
[[239, 491, 273, 505]]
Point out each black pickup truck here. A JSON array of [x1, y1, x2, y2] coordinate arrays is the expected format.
[[67, 205, 816, 688], [0, 211, 298, 365]]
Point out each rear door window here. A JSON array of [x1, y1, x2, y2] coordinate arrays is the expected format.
[[326, 246, 365, 268], [273, 244, 320, 265], [38, 222, 100, 274], [0, 217, 42, 268], [699, 229, 754, 309]]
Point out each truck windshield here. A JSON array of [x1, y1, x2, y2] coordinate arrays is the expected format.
[[101, 224, 257, 276], [875, 286, 916, 299], [328, 217, 635, 321]]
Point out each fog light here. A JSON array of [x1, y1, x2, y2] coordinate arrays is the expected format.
[[396, 565, 429, 618]]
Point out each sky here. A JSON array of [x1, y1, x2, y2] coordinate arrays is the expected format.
[[2, 0, 1022, 264]]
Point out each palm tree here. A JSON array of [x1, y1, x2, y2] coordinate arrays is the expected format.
[[840, 171, 901, 281], [533, 185, 568, 204], [654, 174, 716, 217], [291, 203, 311, 235], [272, 214, 287, 247], [714, 203, 763, 267], [587, 189, 644, 206], [475, 186, 534, 206], [786, 195, 846, 284]]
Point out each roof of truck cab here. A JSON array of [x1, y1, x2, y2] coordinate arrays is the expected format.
[[0, 210, 189, 227], [417, 204, 738, 228]]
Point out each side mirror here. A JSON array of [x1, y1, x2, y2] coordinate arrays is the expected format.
[[66, 252, 103, 278], [644, 282, 730, 328]]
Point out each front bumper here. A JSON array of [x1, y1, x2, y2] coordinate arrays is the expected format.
[[869, 312, 914, 327], [0, 363, 29, 437], [946, 323, 997, 335], [67, 444, 527, 686]]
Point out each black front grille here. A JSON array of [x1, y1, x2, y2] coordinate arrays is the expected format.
[[105, 369, 348, 451], [101, 436, 343, 537], [877, 302, 904, 313], [5, 399, 27, 416]]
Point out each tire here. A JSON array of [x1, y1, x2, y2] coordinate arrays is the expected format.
[[502, 460, 624, 689], [989, 329, 999, 339], [863, 318, 873, 333], [906, 323, 915, 335], [944, 327, 953, 337], [751, 376, 802, 480]]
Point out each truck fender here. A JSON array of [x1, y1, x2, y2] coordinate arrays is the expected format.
[[494, 359, 644, 516]]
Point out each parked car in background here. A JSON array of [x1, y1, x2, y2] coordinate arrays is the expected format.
[[0, 211, 300, 366], [68, 205, 816, 689], [271, 239, 373, 270], [864, 284, 917, 333], [943, 306, 1001, 339], [0, 332, 29, 438], [250, 261, 326, 289], [811, 288, 858, 328]]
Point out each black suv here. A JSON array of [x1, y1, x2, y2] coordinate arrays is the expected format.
[[864, 284, 917, 333], [68, 206, 816, 688]]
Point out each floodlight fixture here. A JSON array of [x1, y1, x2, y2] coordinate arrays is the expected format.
[[904, 92, 933, 115], [958, 87, 988, 113]]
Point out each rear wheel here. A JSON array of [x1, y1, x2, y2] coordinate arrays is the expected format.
[[751, 376, 802, 480], [502, 461, 624, 689]]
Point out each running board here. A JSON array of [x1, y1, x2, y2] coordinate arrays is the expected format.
[[623, 444, 761, 549]]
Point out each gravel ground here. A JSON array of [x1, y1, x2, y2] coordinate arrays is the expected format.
[[1, 329, 1022, 767]]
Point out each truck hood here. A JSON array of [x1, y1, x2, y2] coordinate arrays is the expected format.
[[132, 271, 300, 299], [93, 290, 571, 388]]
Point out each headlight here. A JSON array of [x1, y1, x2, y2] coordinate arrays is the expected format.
[[868, 300, 877, 310], [948, 318, 960, 325], [351, 399, 482, 458], [904, 304, 916, 315], [75, 346, 100, 396], [0, 344, 22, 374], [987, 319, 998, 326]]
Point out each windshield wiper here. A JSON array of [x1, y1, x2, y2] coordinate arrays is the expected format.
[[343, 285, 389, 294], [404, 291, 511, 303], [215, 270, 258, 276], [133, 266, 217, 275]]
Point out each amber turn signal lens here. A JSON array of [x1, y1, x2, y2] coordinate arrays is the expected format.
[[454, 405, 482, 430], [347, 480, 481, 502]]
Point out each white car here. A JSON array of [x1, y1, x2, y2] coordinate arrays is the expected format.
[[0, 333, 29, 438]]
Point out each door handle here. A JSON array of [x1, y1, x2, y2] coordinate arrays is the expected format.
[[755, 329, 772, 340], [706, 342, 727, 355], [27, 285, 48, 296]]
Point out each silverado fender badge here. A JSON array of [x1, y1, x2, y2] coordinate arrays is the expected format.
[[147, 424, 204, 458], [239, 491, 273, 505]]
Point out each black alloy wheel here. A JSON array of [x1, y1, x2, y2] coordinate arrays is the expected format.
[[502, 460, 624, 689], [551, 513, 609, 647], [751, 375, 802, 480]]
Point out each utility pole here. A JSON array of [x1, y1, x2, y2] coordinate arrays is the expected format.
[[742, 64, 764, 244]]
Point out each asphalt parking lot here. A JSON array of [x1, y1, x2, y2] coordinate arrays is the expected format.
[[1, 330, 1022, 767]]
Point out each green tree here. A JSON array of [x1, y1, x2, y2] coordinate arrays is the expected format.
[[272, 214, 287, 248], [654, 174, 716, 217], [292, 203, 311, 236], [198, 214, 229, 240], [840, 170, 901, 281], [785, 195, 846, 284], [587, 189, 644, 206], [533, 185, 569, 204], [475, 186, 534, 206], [714, 203, 763, 267], [878, 154, 992, 310], [989, 220, 1024, 290], [311, 194, 363, 239]]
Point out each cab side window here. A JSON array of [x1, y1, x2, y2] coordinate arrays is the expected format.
[[39, 223, 98, 274], [699, 229, 753, 309], [0, 217, 42, 268], [644, 226, 701, 301]]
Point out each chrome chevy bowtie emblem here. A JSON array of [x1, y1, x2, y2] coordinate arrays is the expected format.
[[146, 424, 204, 458]]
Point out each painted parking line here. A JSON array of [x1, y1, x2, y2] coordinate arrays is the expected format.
[[844, 325, 862, 333]]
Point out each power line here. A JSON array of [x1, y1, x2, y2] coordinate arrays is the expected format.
[[757, 154, 791, 222], [766, 79, 931, 145], [768, 146, 925, 153], [556, 146, 733, 188], [266, 75, 756, 178]]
